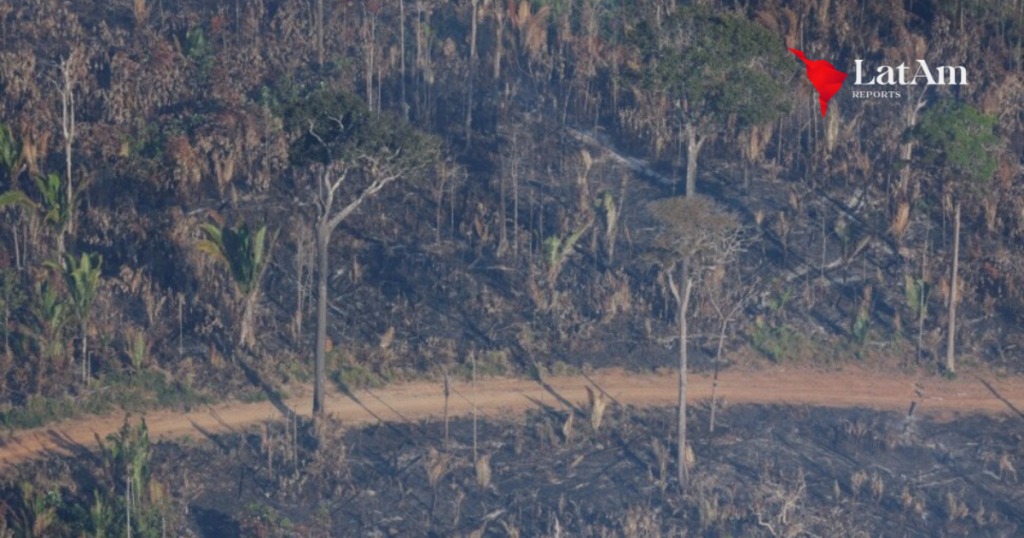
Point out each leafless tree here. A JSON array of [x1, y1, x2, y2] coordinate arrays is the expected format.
[[292, 219, 314, 341], [648, 196, 746, 488], [315, 0, 324, 66], [56, 50, 82, 256], [707, 275, 756, 433], [307, 153, 403, 415], [465, 0, 479, 148], [295, 96, 439, 416]]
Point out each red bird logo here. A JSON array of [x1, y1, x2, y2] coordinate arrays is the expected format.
[[789, 48, 848, 117]]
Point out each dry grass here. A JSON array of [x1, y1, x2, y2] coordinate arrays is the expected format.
[[475, 452, 492, 489], [850, 469, 867, 497], [425, 447, 451, 489], [561, 411, 574, 444], [650, 438, 670, 492], [998, 453, 1017, 482], [945, 490, 969, 522], [586, 386, 607, 433]]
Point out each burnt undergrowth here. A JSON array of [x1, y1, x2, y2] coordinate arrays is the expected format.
[[6, 402, 1023, 537]]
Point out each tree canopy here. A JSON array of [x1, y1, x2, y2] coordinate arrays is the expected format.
[[282, 88, 440, 174], [913, 101, 999, 196], [634, 7, 793, 131], [647, 195, 746, 271]]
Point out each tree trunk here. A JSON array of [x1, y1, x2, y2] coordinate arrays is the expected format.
[[676, 272, 693, 488], [684, 124, 705, 198], [364, 13, 376, 112], [709, 319, 726, 433], [399, 0, 407, 118], [465, 0, 478, 148], [62, 57, 75, 248], [946, 202, 961, 374], [498, 161, 507, 255], [316, 0, 324, 66], [81, 319, 89, 385], [493, 13, 505, 81], [294, 234, 307, 341], [510, 129, 520, 259], [239, 291, 257, 350], [898, 89, 927, 197], [472, 351, 478, 464], [3, 300, 9, 356], [313, 226, 330, 416], [917, 223, 929, 363]]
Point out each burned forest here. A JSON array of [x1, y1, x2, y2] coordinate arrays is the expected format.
[[1, 0, 1024, 536]]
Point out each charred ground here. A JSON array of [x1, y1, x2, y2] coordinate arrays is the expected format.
[[5, 403, 1024, 537]]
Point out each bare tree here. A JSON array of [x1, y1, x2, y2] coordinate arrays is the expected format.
[[56, 51, 81, 256], [308, 156, 403, 415], [399, 0, 407, 118], [490, 1, 508, 81], [292, 220, 314, 341], [707, 275, 756, 433], [362, 5, 379, 112], [465, 0, 479, 148], [315, 0, 324, 66], [285, 90, 439, 416], [648, 196, 745, 488]]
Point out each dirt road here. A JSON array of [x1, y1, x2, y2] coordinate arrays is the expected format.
[[2, 366, 1022, 469]]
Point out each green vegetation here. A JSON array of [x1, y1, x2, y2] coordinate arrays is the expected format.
[[914, 102, 999, 374], [0, 268, 25, 355], [914, 103, 999, 190], [27, 280, 68, 366], [751, 317, 800, 364], [0, 123, 19, 177], [0, 372, 208, 430], [2, 418, 171, 536], [198, 220, 275, 350], [48, 252, 103, 384], [631, 7, 792, 195]]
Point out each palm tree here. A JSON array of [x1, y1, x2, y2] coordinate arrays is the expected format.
[[28, 280, 68, 382], [1, 172, 74, 262], [48, 252, 102, 384], [0, 123, 20, 179], [0, 173, 72, 257], [198, 220, 275, 351]]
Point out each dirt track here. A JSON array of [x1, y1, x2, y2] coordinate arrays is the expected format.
[[2, 367, 1022, 469]]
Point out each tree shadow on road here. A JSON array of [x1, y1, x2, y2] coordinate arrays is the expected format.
[[236, 358, 295, 420], [978, 377, 1024, 420]]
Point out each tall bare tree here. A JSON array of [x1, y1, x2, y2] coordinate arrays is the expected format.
[[466, 0, 479, 148], [648, 196, 745, 488], [315, 0, 324, 66], [284, 90, 439, 415], [56, 51, 82, 256]]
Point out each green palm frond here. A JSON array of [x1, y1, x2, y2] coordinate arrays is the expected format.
[[252, 225, 267, 275], [197, 222, 229, 266], [30, 281, 67, 362], [49, 253, 103, 324], [198, 220, 275, 297], [0, 123, 19, 175], [33, 173, 70, 227], [0, 189, 36, 211]]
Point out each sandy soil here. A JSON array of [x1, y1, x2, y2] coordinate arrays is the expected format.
[[2, 366, 1022, 469]]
